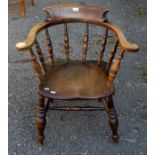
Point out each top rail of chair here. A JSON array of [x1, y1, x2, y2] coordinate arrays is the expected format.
[[43, 3, 109, 22]]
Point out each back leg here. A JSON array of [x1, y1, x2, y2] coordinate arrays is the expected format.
[[20, 0, 25, 16], [102, 96, 119, 143], [98, 98, 102, 103], [30, 0, 35, 7]]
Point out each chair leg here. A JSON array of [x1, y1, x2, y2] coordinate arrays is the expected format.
[[35, 95, 46, 144], [102, 96, 119, 143], [98, 98, 102, 102], [45, 99, 53, 113], [30, 0, 35, 7], [20, 0, 25, 16]]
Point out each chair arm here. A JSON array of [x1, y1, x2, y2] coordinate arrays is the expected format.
[[16, 21, 51, 51], [104, 22, 139, 52], [16, 21, 139, 53]]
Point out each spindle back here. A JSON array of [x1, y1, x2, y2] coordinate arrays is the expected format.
[[16, 4, 139, 82]]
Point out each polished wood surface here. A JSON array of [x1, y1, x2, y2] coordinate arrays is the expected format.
[[43, 3, 109, 22], [39, 61, 114, 99], [45, 28, 55, 64], [16, 3, 139, 144]]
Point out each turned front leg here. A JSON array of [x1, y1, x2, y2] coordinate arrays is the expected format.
[[102, 96, 119, 143], [35, 95, 46, 144]]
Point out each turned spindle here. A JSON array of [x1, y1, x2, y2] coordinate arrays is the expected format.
[[35, 39, 47, 73], [108, 49, 125, 81], [98, 28, 108, 65], [45, 28, 54, 64], [106, 40, 119, 73], [64, 24, 69, 61], [28, 48, 45, 81], [82, 23, 89, 62]]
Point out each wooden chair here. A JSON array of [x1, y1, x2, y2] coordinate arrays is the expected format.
[[16, 3, 139, 144], [20, 0, 35, 16]]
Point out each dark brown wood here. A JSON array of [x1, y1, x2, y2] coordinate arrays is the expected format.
[[82, 23, 89, 62], [98, 28, 108, 65], [35, 95, 46, 144], [28, 48, 45, 81], [48, 106, 104, 111], [45, 99, 53, 112], [44, 3, 109, 22], [102, 96, 119, 143], [16, 22, 138, 52], [106, 39, 119, 73], [64, 24, 69, 61], [39, 61, 114, 99], [34, 39, 47, 72], [16, 3, 139, 144], [45, 28, 54, 64]]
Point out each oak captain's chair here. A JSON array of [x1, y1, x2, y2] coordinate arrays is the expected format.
[[16, 3, 139, 144]]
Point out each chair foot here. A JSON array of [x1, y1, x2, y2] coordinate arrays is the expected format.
[[102, 96, 119, 143], [37, 131, 44, 145], [112, 134, 119, 143], [35, 95, 46, 145]]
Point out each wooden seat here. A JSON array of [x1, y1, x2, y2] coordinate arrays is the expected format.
[[16, 3, 138, 145], [39, 61, 114, 99]]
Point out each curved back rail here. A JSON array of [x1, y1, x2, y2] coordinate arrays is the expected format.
[[16, 4, 139, 82]]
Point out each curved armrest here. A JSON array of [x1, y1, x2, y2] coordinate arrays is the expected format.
[[104, 22, 139, 52], [16, 20, 139, 53], [16, 22, 51, 51]]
